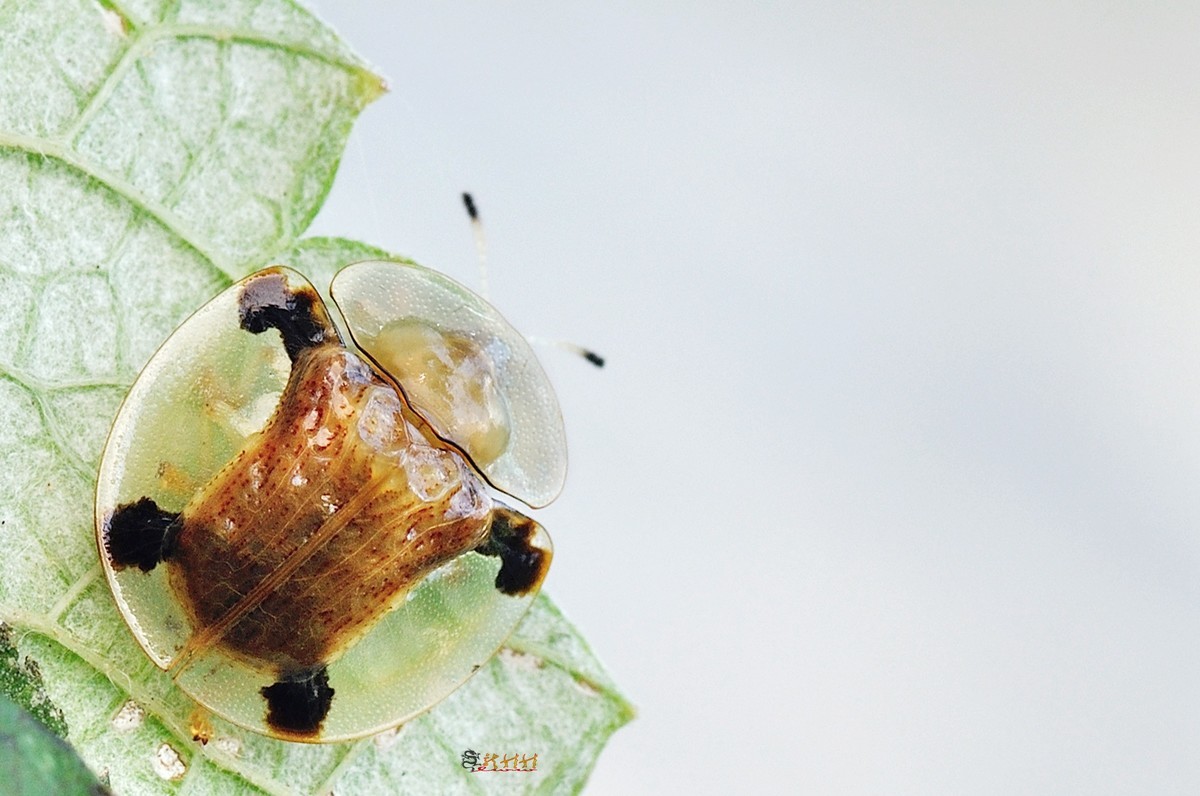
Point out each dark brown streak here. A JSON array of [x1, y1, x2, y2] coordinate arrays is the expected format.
[[238, 270, 340, 363], [169, 470, 395, 675], [287, 502, 481, 606]]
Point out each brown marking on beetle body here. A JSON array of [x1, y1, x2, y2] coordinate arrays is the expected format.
[[168, 344, 493, 673], [238, 268, 339, 361]]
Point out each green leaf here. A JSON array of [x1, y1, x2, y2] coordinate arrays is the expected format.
[[0, 4, 631, 794], [0, 689, 111, 796], [0, 623, 68, 740]]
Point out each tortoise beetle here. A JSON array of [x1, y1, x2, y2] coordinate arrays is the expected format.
[[95, 261, 563, 742]]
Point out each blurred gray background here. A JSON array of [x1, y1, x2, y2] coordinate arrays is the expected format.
[[306, 3, 1200, 793]]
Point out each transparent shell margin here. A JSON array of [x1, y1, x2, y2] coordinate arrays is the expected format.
[[331, 259, 568, 509]]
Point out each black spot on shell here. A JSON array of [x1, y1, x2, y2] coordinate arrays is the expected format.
[[474, 506, 550, 597], [103, 497, 179, 572], [260, 665, 335, 738], [238, 270, 337, 363]]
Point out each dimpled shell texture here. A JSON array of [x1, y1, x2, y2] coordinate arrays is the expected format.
[[332, 260, 568, 508]]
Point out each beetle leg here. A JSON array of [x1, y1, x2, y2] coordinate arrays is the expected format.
[[474, 506, 551, 597], [238, 269, 339, 363], [103, 497, 180, 572], [260, 665, 335, 738]]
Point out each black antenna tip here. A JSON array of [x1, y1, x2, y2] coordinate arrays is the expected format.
[[462, 192, 478, 220], [583, 350, 605, 368]]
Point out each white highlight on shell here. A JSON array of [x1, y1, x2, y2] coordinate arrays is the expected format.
[[357, 387, 407, 455], [399, 446, 455, 502], [248, 461, 265, 491], [447, 468, 489, 520], [310, 426, 335, 449]]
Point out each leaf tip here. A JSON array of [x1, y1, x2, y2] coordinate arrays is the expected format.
[[353, 69, 390, 107]]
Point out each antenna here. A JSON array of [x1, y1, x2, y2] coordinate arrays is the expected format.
[[461, 192, 605, 368], [462, 192, 489, 300], [525, 336, 605, 368]]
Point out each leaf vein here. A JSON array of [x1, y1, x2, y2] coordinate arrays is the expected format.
[[0, 371, 101, 487], [46, 565, 102, 626], [0, 134, 233, 278]]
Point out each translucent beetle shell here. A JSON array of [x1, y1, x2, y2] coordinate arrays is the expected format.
[[95, 262, 564, 742]]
